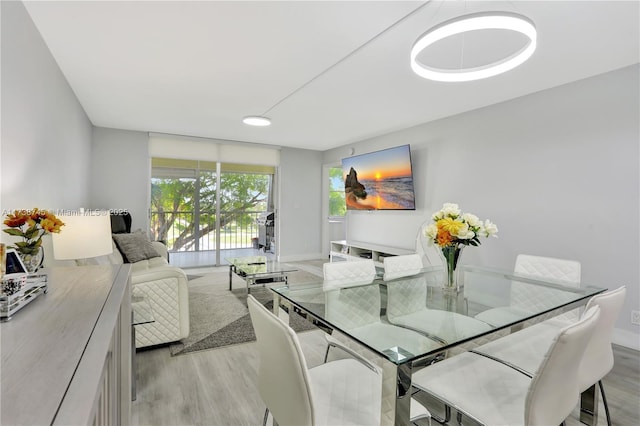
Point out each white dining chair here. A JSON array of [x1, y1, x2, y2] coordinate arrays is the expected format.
[[383, 257, 492, 345], [324, 276, 442, 359], [247, 295, 431, 426], [321, 260, 378, 364], [382, 253, 423, 281], [577, 286, 626, 425], [473, 286, 626, 426], [475, 254, 582, 327], [411, 305, 601, 426], [323, 259, 377, 289]]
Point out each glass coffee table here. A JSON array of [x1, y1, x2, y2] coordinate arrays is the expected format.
[[226, 256, 297, 295]]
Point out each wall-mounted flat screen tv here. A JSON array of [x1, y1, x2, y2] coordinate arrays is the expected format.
[[341, 144, 416, 210]]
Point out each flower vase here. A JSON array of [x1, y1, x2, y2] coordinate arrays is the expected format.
[[19, 247, 44, 274], [440, 245, 464, 294]]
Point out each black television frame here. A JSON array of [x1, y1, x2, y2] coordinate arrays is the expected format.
[[341, 144, 416, 211]]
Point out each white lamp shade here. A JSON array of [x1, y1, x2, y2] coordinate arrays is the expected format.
[[52, 213, 113, 260]]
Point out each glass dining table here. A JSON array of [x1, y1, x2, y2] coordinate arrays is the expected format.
[[270, 265, 607, 426]]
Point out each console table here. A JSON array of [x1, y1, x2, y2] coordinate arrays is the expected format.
[[329, 240, 415, 267], [0, 264, 132, 425]]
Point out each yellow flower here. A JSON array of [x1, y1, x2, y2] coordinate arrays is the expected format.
[[428, 203, 499, 248], [40, 218, 63, 233], [437, 217, 465, 235], [3, 208, 65, 256]]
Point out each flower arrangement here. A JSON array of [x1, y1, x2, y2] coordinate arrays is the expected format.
[[425, 203, 498, 291], [425, 203, 498, 248], [3, 208, 65, 258]]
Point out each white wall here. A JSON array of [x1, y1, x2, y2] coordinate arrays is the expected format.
[[0, 1, 93, 262], [278, 147, 324, 261], [323, 65, 640, 348], [90, 127, 150, 232], [88, 132, 325, 263]]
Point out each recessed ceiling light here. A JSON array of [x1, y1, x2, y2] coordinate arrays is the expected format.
[[243, 116, 271, 126], [411, 12, 537, 82]]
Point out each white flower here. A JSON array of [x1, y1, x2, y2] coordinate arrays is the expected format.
[[462, 213, 481, 228], [455, 222, 475, 239], [424, 223, 438, 244], [427, 203, 499, 249], [483, 220, 499, 237], [441, 203, 461, 217]]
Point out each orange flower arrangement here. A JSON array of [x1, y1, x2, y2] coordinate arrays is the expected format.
[[425, 203, 498, 291], [425, 204, 498, 249], [3, 208, 65, 256]]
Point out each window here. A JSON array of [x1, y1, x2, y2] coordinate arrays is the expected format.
[[329, 166, 346, 218], [150, 158, 274, 264]]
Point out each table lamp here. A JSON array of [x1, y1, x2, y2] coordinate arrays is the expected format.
[[52, 210, 113, 265]]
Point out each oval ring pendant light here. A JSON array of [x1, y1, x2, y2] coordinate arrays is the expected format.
[[411, 12, 537, 82]]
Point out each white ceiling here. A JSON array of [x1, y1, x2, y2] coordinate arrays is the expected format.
[[24, 1, 639, 151]]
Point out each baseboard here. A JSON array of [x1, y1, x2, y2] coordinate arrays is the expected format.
[[612, 328, 640, 351], [277, 252, 326, 263]]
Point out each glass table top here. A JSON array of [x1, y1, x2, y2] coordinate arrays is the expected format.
[[271, 265, 606, 365], [225, 256, 298, 277]]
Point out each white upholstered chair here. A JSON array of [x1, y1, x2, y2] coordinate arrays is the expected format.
[[323, 259, 378, 289], [473, 286, 626, 426], [324, 275, 441, 359], [577, 286, 626, 425], [247, 295, 431, 426], [321, 260, 378, 363], [382, 253, 423, 281], [475, 254, 582, 327], [383, 254, 492, 345], [412, 305, 601, 426]]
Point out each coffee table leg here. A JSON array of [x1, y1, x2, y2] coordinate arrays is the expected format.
[[247, 277, 253, 296], [229, 265, 233, 291]]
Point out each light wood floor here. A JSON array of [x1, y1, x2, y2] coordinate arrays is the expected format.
[[133, 328, 639, 426]]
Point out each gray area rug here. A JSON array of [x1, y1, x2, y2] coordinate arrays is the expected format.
[[170, 266, 323, 356]]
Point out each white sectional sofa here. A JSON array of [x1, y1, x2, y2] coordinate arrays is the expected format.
[[103, 237, 190, 348]]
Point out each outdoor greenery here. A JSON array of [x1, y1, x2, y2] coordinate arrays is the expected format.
[[151, 171, 269, 251], [329, 166, 346, 217]]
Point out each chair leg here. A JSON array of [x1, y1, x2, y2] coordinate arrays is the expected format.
[[410, 415, 432, 426], [263, 408, 269, 426], [598, 380, 612, 426], [323, 344, 331, 363], [411, 388, 450, 425], [580, 383, 599, 425], [427, 405, 451, 425]]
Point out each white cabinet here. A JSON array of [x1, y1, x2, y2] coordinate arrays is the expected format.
[[1, 265, 132, 426], [329, 240, 415, 267]]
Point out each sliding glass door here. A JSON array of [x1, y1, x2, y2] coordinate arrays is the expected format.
[[151, 158, 274, 267]]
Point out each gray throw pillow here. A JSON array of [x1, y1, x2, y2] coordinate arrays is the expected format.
[[112, 232, 160, 263]]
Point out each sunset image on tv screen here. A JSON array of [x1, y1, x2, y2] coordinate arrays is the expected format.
[[341, 145, 416, 210]]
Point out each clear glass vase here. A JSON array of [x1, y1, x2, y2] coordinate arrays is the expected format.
[[440, 245, 464, 294], [19, 247, 44, 274]]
